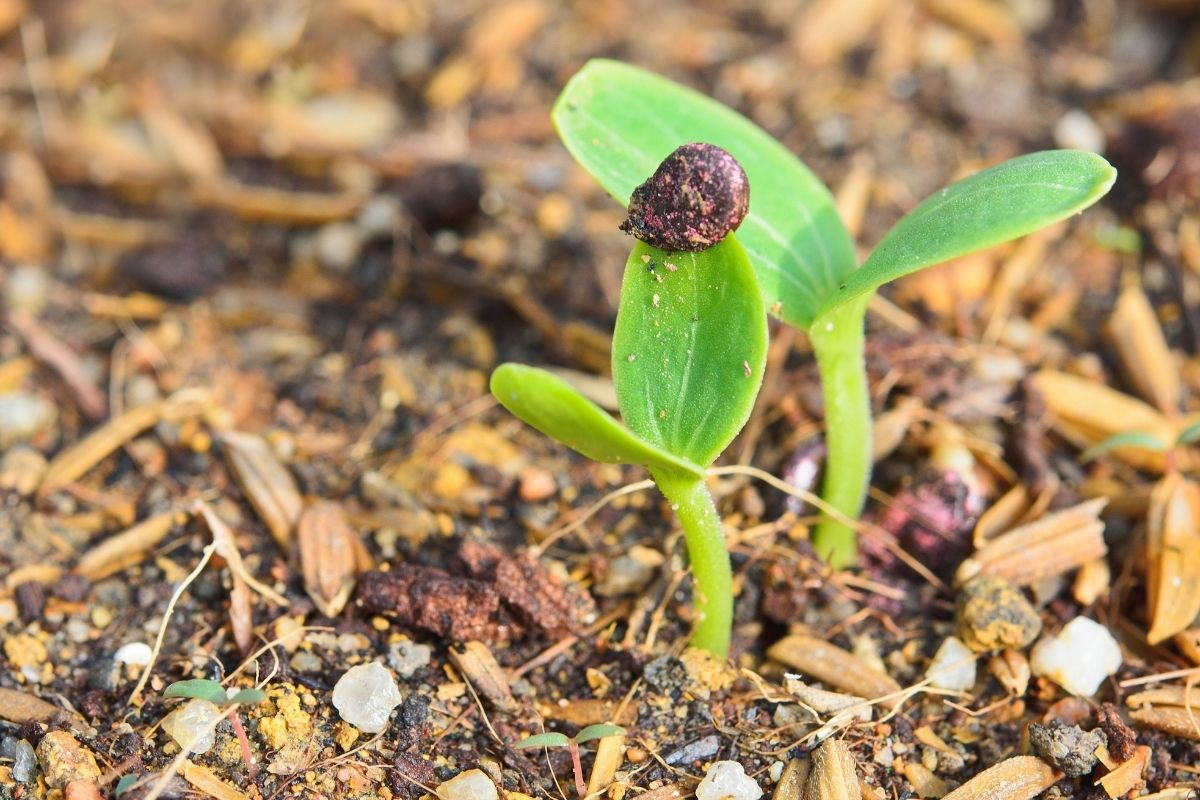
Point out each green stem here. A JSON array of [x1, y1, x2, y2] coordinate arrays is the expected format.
[[808, 295, 872, 569], [651, 469, 732, 658]]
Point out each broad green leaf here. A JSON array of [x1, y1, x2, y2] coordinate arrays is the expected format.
[[491, 363, 704, 479], [553, 59, 855, 330], [514, 732, 571, 749], [115, 775, 139, 796], [573, 724, 626, 744], [1080, 431, 1167, 462], [819, 150, 1116, 317], [163, 679, 228, 705], [613, 238, 767, 467]]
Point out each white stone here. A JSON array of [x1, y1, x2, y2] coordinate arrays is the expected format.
[[332, 661, 402, 734], [1030, 617, 1122, 696], [696, 760, 763, 800], [926, 636, 977, 691], [1054, 109, 1105, 154], [436, 769, 499, 800], [161, 699, 221, 754], [0, 393, 55, 449], [113, 642, 154, 666]]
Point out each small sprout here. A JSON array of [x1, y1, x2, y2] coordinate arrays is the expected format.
[[620, 143, 749, 252], [1080, 431, 1168, 462], [115, 775, 139, 797], [514, 725, 626, 799]]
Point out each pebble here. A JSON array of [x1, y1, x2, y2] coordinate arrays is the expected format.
[[695, 760, 763, 800], [161, 699, 222, 754], [315, 222, 363, 273], [925, 636, 977, 691], [436, 769, 499, 800], [1029, 719, 1106, 777], [290, 650, 324, 674], [113, 642, 154, 666], [12, 738, 37, 783], [5, 264, 51, 313], [595, 545, 664, 597], [332, 661, 402, 734], [35, 731, 102, 788], [0, 392, 56, 449], [0, 445, 47, 494], [1054, 109, 1105, 155], [955, 575, 1042, 651], [388, 640, 432, 678], [518, 467, 557, 502], [1030, 617, 1122, 696]]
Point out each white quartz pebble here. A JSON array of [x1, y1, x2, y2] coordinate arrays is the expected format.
[[1030, 617, 1122, 696], [926, 636, 977, 691], [436, 769, 499, 800], [113, 642, 154, 666], [332, 661, 402, 734], [161, 699, 221, 754], [696, 760, 763, 800]]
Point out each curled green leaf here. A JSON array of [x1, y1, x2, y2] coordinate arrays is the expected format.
[[573, 723, 626, 744], [1080, 431, 1168, 462], [163, 679, 228, 705]]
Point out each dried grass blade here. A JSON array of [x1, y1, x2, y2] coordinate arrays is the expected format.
[[195, 500, 288, 607], [75, 510, 181, 580], [1033, 370, 1175, 472], [297, 501, 362, 617], [178, 760, 251, 800], [39, 402, 165, 495], [1145, 474, 1200, 644], [221, 430, 302, 550], [1107, 283, 1181, 415], [767, 634, 902, 707], [957, 499, 1108, 586], [939, 756, 1060, 800]]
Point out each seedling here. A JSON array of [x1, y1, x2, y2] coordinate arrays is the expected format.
[[546, 60, 1116, 569], [515, 724, 626, 798], [163, 679, 265, 775]]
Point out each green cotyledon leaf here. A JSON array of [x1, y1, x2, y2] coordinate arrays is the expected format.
[[552, 58, 856, 331], [613, 237, 767, 468], [490, 363, 704, 479], [817, 150, 1117, 317]]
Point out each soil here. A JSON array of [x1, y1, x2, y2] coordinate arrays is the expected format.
[[3, 1, 1200, 799]]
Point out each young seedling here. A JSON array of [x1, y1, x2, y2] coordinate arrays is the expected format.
[[515, 724, 626, 798], [163, 679, 266, 775], [550, 59, 1116, 569]]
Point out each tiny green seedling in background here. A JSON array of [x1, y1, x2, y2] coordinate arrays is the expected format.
[[549, 59, 1116, 569], [515, 724, 626, 799]]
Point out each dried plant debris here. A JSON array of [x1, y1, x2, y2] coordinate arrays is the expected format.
[[2, 0, 1200, 798]]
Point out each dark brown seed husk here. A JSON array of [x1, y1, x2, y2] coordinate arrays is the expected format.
[[620, 142, 749, 252]]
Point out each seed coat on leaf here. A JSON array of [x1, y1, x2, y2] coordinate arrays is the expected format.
[[620, 143, 749, 252]]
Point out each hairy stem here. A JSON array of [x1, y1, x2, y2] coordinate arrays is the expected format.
[[651, 469, 732, 658], [809, 295, 872, 569]]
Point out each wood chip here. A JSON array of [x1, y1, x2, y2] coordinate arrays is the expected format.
[[221, 430, 302, 550], [75, 510, 181, 580], [1145, 474, 1200, 644], [1126, 685, 1200, 741], [297, 501, 364, 617], [804, 739, 858, 800], [939, 756, 1060, 800], [900, 760, 949, 798], [956, 498, 1108, 586], [1107, 282, 1181, 415], [179, 760, 251, 800], [918, 0, 1021, 47], [585, 733, 624, 797], [792, 0, 890, 68], [1097, 745, 1151, 798], [767, 635, 902, 707], [448, 640, 515, 711]]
